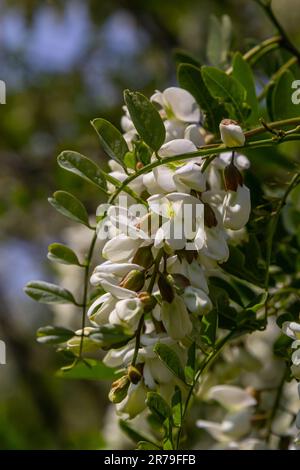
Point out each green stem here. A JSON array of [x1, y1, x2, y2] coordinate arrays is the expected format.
[[131, 248, 164, 367], [226, 36, 282, 74], [258, 57, 297, 101], [265, 367, 288, 442], [176, 331, 235, 449], [78, 230, 97, 359], [109, 118, 300, 204], [254, 0, 300, 64]]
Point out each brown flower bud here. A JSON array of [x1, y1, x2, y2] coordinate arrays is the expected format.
[[158, 273, 175, 303], [128, 364, 143, 384], [204, 203, 218, 228], [224, 162, 243, 192], [119, 269, 145, 292], [138, 291, 157, 313], [108, 375, 130, 403], [132, 245, 154, 269]]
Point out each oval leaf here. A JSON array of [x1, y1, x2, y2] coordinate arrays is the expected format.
[[24, 281, 76, 304], [47, 243, 81, 266], [57, 151, 107, 192], [177, 63, 226, 135], [232, 52, 259, 124], [48, 190, 90, 227], [202, 65, 247, 122], [56, 358, 120, 381], [124, 90, 165, 151], [146, 392, 171, 423], [91, 118, 129, 166], [37, 325, 74, 344], [154, 342, 186, 383]]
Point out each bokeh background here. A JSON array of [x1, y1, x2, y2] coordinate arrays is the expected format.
[[1, 0, 300, 450]]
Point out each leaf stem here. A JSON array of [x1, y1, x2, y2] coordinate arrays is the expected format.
[[131, 248, 164, 367], [78, 230, 97, 359], [109, 117, 300, 204], [226, 35, 282, 74]]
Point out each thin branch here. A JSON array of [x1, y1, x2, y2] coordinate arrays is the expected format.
[[78, 230, 98, 359], [109, 116, 300, 204], [254, 0, 300, 64]]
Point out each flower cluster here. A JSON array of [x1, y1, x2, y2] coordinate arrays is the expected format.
[[77, 87, 251, 419]]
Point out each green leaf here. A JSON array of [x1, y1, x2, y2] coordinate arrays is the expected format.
[[173, 48, 201, 67], [137, 441, 161, 450], [56, 358, 120, 380], [209, 276, 244, 306], [24, 281, 76, 304], [221, 243, 265, 287], [57, 151, 107, 192], [202, 65, 247, 122], [48, 190, 90, 227], [154, 342, 186, 383], [146, 392, 171, 423], [91, 118, 129, 166], [124, 90, 165, 151], [171, 386, 182, 427], [270, 70, 299, 120], [37, 325, 74, 344], [207, 15, 232, 67], [245, 292, 268, 313], [47, 243, 81, 266], [200, 309, 218, 346], [185, 342, 196, 383], [273, 334, 292, 359], [177, 63, 226, 135], [232, 52, 259, 124], [88, 324, 134, 349]]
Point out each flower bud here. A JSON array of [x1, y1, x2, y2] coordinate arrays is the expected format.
[[224, 162, 243, 191], [137, 291, 157, 312], [158, 273, 175, 303], [119, 269, 145, 292], [204, 203, 218, 228], [132, 245, 154, 269], [108, 375, 130, 404], [220, 119, 245, 147], [128, 364, 143, 384]]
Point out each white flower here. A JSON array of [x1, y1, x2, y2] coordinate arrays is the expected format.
[[151, 87, 201, 123], [116, 382, 147, 419], [197, 409, 253, 442], [223, 185, 251, 230], [167, 257, 209, 293], [173, 162, 206, 193], [207, 385, 257, 411], [161, 295, 192, 339], [102, 234, 143, 263], [184, 124, 206, 147], [198, 227, 229, 262], [282, 321, 300, 340], [87, 292, 117, 326], [148, 192, 204, 251], [219, 119, 245, 147], [158, 139, 197, 159], [109, 298, 143, 330], [183, 286, 212, 315]]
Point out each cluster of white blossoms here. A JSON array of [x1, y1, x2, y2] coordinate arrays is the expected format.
[[82, 87, 251, 419], [282, 320, 300, 380], [282, 319, 300, 448]]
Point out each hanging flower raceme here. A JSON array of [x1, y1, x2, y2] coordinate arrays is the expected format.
[[80, 91, 253, 425]]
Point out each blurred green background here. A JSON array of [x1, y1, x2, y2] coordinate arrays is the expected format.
[[1, 0, 300, 449]]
